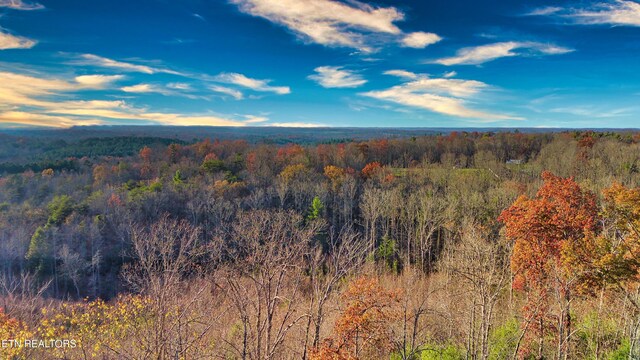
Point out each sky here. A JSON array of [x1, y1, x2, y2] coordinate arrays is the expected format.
[[0, 0, 639, 128]]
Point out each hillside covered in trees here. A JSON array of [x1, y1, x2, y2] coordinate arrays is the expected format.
[[1, 130, 640, 359]]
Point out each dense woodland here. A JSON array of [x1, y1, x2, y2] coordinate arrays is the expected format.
[[1, 130, 640, 359]]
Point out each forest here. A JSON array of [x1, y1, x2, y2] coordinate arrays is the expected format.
[[1, 129, 640, 359]]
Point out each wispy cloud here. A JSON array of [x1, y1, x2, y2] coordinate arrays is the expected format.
[[433, 41, 573, 66], [122, 83, 207, 100], [361, 70, 521, 120], [525, 6, 563, 16], [214, 72, 290, 94], [167, 83, 192, 91], [549, 105, 637, 118], [383, 69, 419, 80], [400, 31, 442, 48], [75, 75, 124, 88], [75, 54, 183, 75], [308, 66, 367, 88], [121, 83, 167, 94], [0, 70, 261, 128], [0, 0, 43, 10], [0, 31, 36, 50], [72, 54, 290, 100], [209, 85, 244, 100], [243, 115, 269, 123], [529, 0, 640, 27], [231, 0, 439, 52], [0, 0, 41, 50], [0, 111, 102, 128]]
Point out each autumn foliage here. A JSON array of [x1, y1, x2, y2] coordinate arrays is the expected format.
[[360, 162, 382, 179], [3, 131, 640, 359], [312, 277, 401, 360], [499, 171, 599, 358]]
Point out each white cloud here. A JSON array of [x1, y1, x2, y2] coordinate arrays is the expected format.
[[443, 71, 457, 78], [0, 31, 36, 50], [0, 0, 43, 10], [401, 31, 442, 48], [434, 41, 573, 66], [75, 54, 183, 75], [75, 75, 124, 88], [361, 71, 521, 121], [308, 66, 367, 88], [231, 0, 439, 52], [214, 72, 290, 94], [210, 85, 244, 100], [383, 69, 419, 80], [531, 1, 640, 26]]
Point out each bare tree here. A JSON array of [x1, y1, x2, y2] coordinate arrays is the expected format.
[[440, 221, 510, 360], [220, 210, 321, 360], [0, 272, 52, 322], [392, 267, 441, 360], [58, 244, 87, 298], [122, 214, 212, 360], [302, 225, 367, 359]]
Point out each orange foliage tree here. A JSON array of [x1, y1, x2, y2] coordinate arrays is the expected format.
[[324, 165, 346, 191], [499, 171, 598, 359], [0, 308, 32, 359], [361, 162, 382, 179], [139, 146, 153, 178], [311, 277, 400, 360], [581, 183, 640, 302]]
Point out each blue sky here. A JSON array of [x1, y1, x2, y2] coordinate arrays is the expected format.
[[0, 0, 639, 128]]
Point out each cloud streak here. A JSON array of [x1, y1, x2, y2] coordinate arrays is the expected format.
[[73, 54, 290, 99], [0, 0, 43, 10], [121, 83, 171, 95], [361, 70, 521, 121], [209, 85, 244, 100], [434, 41, 573, 66], [530, 0, 640, 27], [75, 54, 183, 75], [308, 66, 367, 88], [75, 75, 125, 88], [0, 112, 102, 128], [214, 72, 290, 94]]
